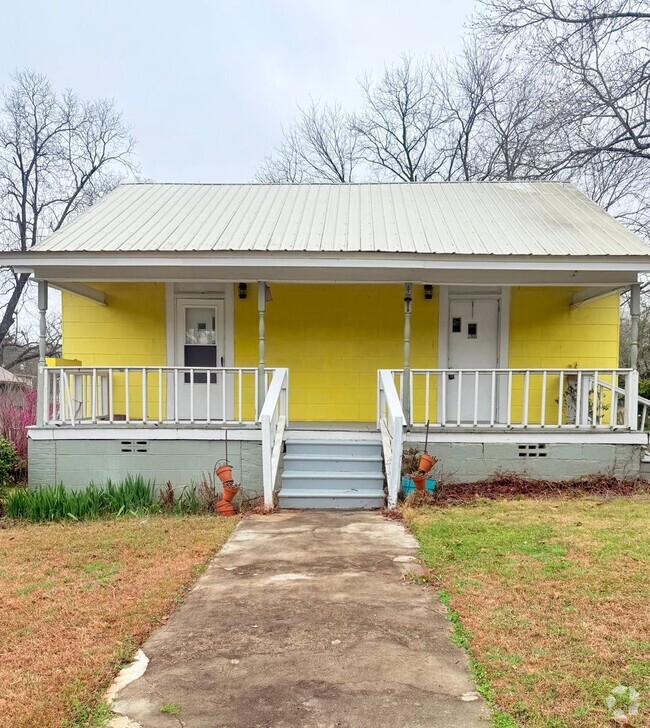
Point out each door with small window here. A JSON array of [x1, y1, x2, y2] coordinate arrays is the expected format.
[[175, 299, 225, 421], [446, 297, 500, 423]]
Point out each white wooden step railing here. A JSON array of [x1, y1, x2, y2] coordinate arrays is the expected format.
[[260, 368, 289, 509], [43, 366, 273, 426], [377, 369, 405, 509], [384, 368, 641, 430]]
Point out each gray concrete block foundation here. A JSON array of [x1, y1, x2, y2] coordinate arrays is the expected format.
[[404, 439, 645, 482], [28, 435, 264, 496]]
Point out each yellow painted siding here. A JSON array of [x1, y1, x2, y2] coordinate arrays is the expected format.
[[235, 284, 438, 422], [508, 287, 620, 424], [61, 283, 167, 418]]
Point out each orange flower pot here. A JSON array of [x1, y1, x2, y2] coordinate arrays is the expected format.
[[216, 499, 236, 516], [419, 453, 437, 474], [222, 484, 239, 503], [215, 463, 233, 484], [412, 474, 427, 491]]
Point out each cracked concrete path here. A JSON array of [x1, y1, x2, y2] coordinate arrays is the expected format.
[[111, 511, 490, 727]]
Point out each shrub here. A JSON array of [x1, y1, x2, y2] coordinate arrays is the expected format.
[[5, 475, 216, 521], [0, 387, 37, 473], [0, 438, 18, 486]]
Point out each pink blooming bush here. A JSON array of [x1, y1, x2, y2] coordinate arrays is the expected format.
[[0, 387, 37, 467]]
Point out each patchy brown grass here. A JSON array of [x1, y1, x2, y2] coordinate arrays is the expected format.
[[0, 515, 238, 727], [406, 497, 650, 727]]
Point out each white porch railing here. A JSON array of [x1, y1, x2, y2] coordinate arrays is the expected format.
[[387, 368, 640, 430], [43, 366, 272, 426], [377, 369, 405, 509], [260, 367, 289, 509]]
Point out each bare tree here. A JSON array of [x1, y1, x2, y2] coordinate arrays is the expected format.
[[256, 101, 357, 183], [0, 70, 135, 348], [475, 0, 650, 167], [353, 55, 448, 181]]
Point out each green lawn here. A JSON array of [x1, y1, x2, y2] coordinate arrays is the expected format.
[[405, 497, 650, 727]]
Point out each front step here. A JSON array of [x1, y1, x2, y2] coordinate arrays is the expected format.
[[279, 437, 385, 509]]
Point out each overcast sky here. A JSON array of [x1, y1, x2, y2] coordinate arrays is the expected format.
[[2, 0, 475, 183]]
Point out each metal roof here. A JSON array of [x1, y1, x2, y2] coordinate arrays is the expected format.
[[32, 182, 650, 257]]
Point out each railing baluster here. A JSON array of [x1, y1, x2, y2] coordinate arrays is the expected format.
[[109, 369, 114, 423], [238, 371, 243, 423], [473, 370, 479, 426], [441, 371, 447, 426], [540, 370, 547, 428], [593, 370, 599, 427], [575, 371, 582, 427], [522, 370, 529, 427], [91, 368, 97, 424], [222, 369, 227, 423], [506, 371, 512, 427], [174, 369, 179, 423], [490, 370, 496, 427], [158, 368, 163, 422], [125, 368, 130, 423], [206, 369, 211, 424], [141, 368, 147, 424], [610, 370, 617, 428], [456, 371, 463, 426], [190, 369, 194, 424], [424, 372, 430, 426], [558, 370, 564, 427]]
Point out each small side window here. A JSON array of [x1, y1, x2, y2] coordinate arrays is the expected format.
[[468, 322, 477, 339], [452, 317, 461, 333]]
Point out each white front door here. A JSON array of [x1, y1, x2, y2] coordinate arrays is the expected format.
[[446, 297, 500, 423], [175, 299, 225, 421]]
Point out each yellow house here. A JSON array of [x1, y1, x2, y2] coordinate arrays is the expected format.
[[5, 182, 650, 509]]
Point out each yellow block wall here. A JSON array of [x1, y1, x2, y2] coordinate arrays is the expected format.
[[508, 287, 620, 424], [61, 283, 167, 418], [234, 284, 439, 422]]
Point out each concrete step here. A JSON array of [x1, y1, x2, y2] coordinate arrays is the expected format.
[[282, 454, 383, 473], [278, 490, 385, 510], [285, 440, 382, 457], [281, 471, 384, 493]]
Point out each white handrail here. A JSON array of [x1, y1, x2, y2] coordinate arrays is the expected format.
[[389, 368, 639, 431], [43, 366, 266, 427], [260, 367, 289, 510], [377, 369, 405, 509]]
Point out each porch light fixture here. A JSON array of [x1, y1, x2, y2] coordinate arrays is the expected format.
[[238, 282, 248, 299], [424, 284, 433, 300]]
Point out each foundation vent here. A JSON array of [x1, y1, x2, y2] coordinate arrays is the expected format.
[[517, 444, 547, 458], [120, 440, 149, 453]]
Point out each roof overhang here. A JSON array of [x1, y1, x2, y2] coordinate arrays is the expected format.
[[3, 251, 649, 286]]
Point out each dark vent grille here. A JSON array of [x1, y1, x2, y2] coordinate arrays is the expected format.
[[120, 440, 149, 453], [517, 444, 547, 458]]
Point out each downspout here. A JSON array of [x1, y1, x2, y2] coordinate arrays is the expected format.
[[36, 280, 49, 427], [257, 281, 266, 419], [403, 283, 412, 427]]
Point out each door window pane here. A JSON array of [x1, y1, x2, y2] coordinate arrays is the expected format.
[[185, 308, 216, 345]]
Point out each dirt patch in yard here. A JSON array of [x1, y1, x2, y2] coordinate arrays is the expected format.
[[0, 515, 237, 727]]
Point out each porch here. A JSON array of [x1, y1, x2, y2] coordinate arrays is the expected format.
[[30, 361, 649, 509]]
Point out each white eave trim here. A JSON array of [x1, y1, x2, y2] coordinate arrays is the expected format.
[[6, 251, 650, 272], [570, 285, 627, 308], [50, 281, 106, 305]]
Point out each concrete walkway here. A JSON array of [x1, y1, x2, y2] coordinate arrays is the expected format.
[[111, 511, 490, 727]]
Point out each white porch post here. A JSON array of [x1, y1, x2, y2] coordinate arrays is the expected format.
[[403, 283, 412, 427], [36, 280, 49, 427], [628, 282, 641, 429], [257, 281, 266, 419]]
